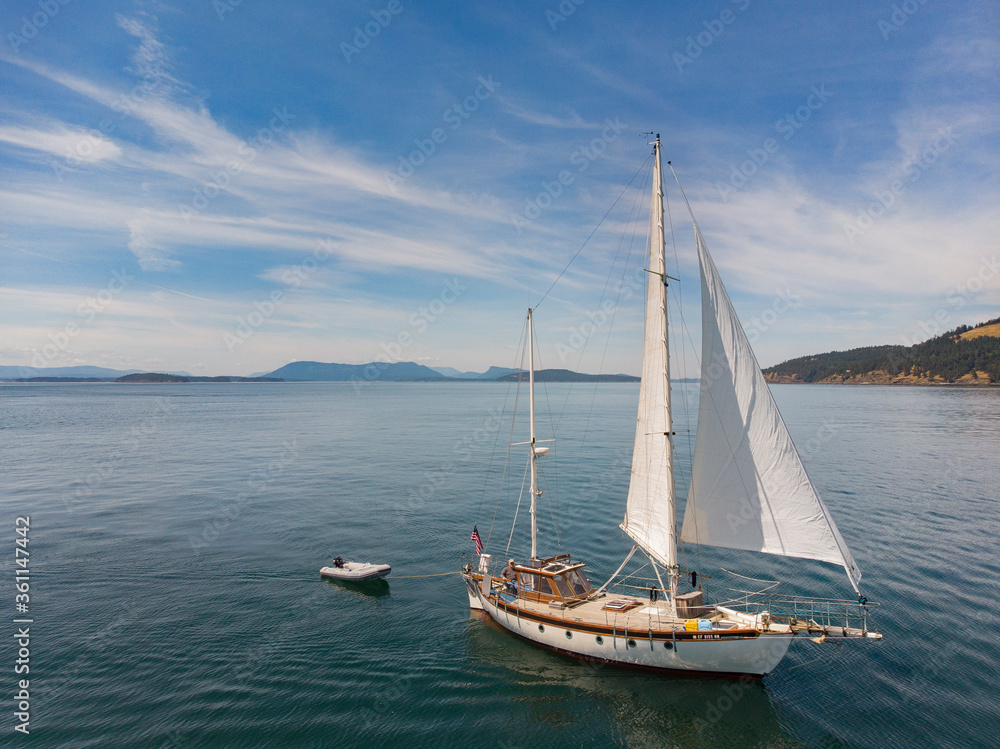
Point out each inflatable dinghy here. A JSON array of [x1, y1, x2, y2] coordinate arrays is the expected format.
[[320, 559, 391, 582]]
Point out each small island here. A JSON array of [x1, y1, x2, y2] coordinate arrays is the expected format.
[[115, 373, 283, 383], [494, 368, 639, 383]]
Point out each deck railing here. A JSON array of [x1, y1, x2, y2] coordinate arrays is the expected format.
[[720, 592, 880, 633], [595, 574, 880, 635]]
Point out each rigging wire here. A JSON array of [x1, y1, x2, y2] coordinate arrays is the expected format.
[[533, 154, 654, 311], [662, 161, 703, 580], [564, 157, 653, 487], [482, 318, 528, 551], [537, 156, 653, 559], [506, 453, 532, 555], [531, 338, 564, 549], [531, 156, 647, 553], [552, 155, 654, 435]]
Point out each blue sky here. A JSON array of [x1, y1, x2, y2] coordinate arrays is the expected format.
[[1, 0, 997, 376]]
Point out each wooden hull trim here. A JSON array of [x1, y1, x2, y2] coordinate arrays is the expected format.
[[465, 574, 792, 677]]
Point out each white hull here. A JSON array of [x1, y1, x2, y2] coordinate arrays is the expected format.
[[465, 576, 791, 677], [468, 587, 484, 610], [320, 562, 391, 582]]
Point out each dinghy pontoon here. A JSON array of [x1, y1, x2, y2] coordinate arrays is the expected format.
[[320, 557, 391, 582]]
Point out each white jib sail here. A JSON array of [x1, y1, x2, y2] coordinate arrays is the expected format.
[[621, 144, 677, 570], [680, 228, 862, 592]]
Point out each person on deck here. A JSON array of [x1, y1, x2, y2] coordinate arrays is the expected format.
[[501, 558, 518, 594]]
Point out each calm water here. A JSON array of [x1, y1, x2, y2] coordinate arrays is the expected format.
[[1, 382, 998, 748]]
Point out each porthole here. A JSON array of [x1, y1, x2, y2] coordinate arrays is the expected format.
[[627, 639, 637, 648], [538, 624, 545, 633], [664, 641, 674, 650], [595, 636, 604, 645], [565, 630, 573, 639]]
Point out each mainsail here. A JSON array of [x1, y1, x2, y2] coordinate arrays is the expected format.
[[620, 143, 677, 571], [680, 227, 862, 592]]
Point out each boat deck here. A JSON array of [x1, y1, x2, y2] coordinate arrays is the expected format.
[[475, 574, 879, 640], [483, 580, 773, 639]]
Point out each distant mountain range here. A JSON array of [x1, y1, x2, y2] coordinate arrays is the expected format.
[[0, 361, 626, 383], [8, 315, 996, 386], [430, 366, 519, 380]]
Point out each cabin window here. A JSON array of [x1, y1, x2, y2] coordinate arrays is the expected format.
[[595, 636, 604, 645], [552, 575, 574, 598], [536, 577, 554, 596], [517, 571, 536, 592], [565, 569, 594, 596]]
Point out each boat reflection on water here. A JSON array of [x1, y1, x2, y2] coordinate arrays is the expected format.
[[320, 576, 390, 599], [465, 611, 801, 748]]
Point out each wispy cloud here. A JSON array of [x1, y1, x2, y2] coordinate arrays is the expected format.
[[1, 4, 995, 375], [0, 124, 122, 161]]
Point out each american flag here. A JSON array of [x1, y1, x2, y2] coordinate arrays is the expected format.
[[471, 525, 483, 554]]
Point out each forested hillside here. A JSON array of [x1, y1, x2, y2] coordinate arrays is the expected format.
[[763, 317, 1000, 385]]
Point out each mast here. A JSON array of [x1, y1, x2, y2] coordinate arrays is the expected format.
[[653, 136, 679, 607], [528, 307, 538, 561], [620, 134, 680, 612]]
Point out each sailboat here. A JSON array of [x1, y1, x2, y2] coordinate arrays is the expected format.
[[462, 135, 881, 677]]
